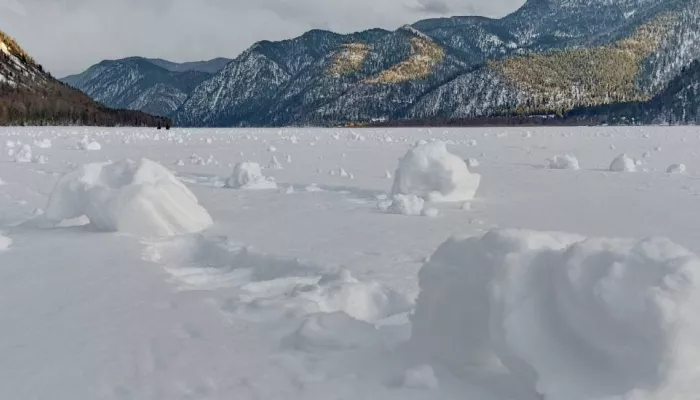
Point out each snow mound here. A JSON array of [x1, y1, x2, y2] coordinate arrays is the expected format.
[[609, 154, 636, 172], [77, 137, 102, 151], [402, 365, 439, 390], [412, 229, 700, 400], [14, 144, 32, 163], [285, 312, 380, 351], [268, 156, 283, 170], [667, 164, 687, 174], [45, 158, 213, 237], [33, 139, 52, 149], [306, 269, 411, 322], [225, 162, 277, 190], [392, 141, 481, 202], [387, 194, 425, 216], [0, 233, 11, 252], [545, 154, 580, 170]]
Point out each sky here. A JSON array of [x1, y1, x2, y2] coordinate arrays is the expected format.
[[0, 0, 525, 77]]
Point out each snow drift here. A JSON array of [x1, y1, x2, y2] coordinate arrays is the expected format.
[[45, 158, 213, 237], [412, 229, 700, 400], [392, 141, 481, 202], [225, 162, 277, 190]]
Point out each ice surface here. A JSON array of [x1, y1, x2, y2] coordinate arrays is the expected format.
[[45, 158, 213, 237]]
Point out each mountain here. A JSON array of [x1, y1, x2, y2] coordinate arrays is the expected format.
[[171, 0, 700, 127], [567, 59, 700, 124], [0, 30, 167, 126], [61, 57, 225, 117], [147, 58, 232, 74]]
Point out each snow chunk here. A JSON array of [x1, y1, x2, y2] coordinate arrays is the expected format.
[[609, 154, 636, 172], [387, 194, 424, 216], [402, 365, 439, 390], [0, 233, 11, 252], [412, 229, 700, 400], [77, 137, 102, 151], [33, 139, 52, 149], [307, 269, 411, 323], [268, 156, 283, 170], [667, 164, 687, 174], [392, 141, 481, 202], [225, 162, 277, 190], [45, 158, 213, 237], [421, 207, 440, 218], [285, 312, 379, 351], [545, 154, 580, 170], [14, 144, 32, 163]]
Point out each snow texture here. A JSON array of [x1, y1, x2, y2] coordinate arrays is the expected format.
[[412, 229, 700, 400], [392, 141, 481, 202], [45, 158, 213, 237]]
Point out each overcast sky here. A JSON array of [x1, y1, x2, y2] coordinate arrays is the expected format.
[[1, 0, 525, 77]]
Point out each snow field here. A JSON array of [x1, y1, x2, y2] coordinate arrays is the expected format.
[[3, 126, 700, 400]]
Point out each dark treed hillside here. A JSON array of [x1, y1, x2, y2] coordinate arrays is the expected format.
[[0, 30, 168, 127], [566, 60, 700, 125]]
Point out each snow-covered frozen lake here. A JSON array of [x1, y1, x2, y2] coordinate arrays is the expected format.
[[2, 126, 700, 399]]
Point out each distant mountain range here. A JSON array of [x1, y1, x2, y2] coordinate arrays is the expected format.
[[61, 57, 230, 117], [64, 0, 700, 127], [0, 31, 166, 127]]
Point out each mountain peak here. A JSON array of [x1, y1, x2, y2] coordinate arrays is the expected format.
[[397, 25, 432, 40], [0, 29, 35, 65]]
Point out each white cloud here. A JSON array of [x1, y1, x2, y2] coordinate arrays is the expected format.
[[2, 0, 525, 77]]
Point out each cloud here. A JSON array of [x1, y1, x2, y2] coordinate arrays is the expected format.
[[413, 0, 452, 14], [1, 0, 525, 77]]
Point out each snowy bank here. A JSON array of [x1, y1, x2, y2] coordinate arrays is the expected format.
[[45, 158, 213, 237], [392, 141, 481, 202], [225, 162, 277, 190], [412, 229, 700, 400]]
